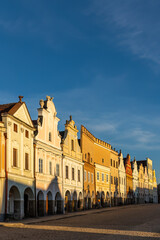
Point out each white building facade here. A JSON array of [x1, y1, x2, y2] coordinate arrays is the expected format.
[[131, 158, 139, 204], [33, 96, 63, 216], [118, 151, 126, 204], [0, 96, 35, 220], [60, 116, 83, 212]]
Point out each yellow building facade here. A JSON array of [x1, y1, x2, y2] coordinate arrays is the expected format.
[[0, 122, 6, 220], [94, 138, 111, 207], [137, 163, 144, 203], [110, 149, 119, 206]]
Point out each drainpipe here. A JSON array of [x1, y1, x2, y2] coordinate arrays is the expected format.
[[109, 171, 111, 207], [4, 133, 8, 219], [33, 143, 37, 217], [62, 153, 64, 214]]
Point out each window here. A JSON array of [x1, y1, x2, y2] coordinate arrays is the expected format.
[[102, 158, 104, 163], [114, 177, 116, 184], [91, 173, 93, 183], [71, 140, 74, 151], [102, 173, 104, 181], [25, 153, 29, 170], [72, 168, 74, 180], [49, 162, 52, 175], [116, 161, 118, 168], [113, 160, 115, 168], [97, 172, 99, 180], [78, 169, 80, 182], [88, 172, 90, 182], [39, 159, 43, 173], [49, 132, 52, 142], [88, 153, 90, 162], [91, 158, 92, 163], [13, 148, 18, 167], [110, 159, 112, 166], [66, 166, 69, 179], [84, 170, 87, 181], [14, 123, 18, 133], [56, 164, 59, 176], [106, 174, 108, 182], [25, 130, 29, 138], [85, 153, 87, 159], [111, 176, 113, 184]]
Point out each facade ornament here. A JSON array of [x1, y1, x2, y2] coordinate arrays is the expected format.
[[18, 96, 23, 103], [8, 121, 12, 126], [21, 128, 24, 133], [39, 99, 44, 109]]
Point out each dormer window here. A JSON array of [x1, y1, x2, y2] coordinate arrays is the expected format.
[[71, 139, 74, 151], [49, 132, 52, 142]]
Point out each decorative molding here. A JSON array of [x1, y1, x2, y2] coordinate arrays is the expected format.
[[8, 121, 12, 126]]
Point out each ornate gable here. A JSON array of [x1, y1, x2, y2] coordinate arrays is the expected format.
[[35, 96, 61, 149]]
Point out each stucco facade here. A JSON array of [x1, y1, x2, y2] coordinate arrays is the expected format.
[[118, 151, 126, 204], [33, 96, 63, 216], [94, 137, 111, 206], [131, 158, 139, 204], [110, 149, 119, 206], [0, 122, 6, 220], [81, 126, 95, 209], [152, 170, 158, 203], [137, 163, 144, 203], [60, 116, 83, 212], [0, 97, 35, 220], [144, 166, 149, 203], [124, 154, 133, 203]]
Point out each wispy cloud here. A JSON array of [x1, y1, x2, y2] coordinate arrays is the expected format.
[[87, 0, 160, 67]]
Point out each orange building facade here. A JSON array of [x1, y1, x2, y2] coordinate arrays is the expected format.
[[81, 126, 95, 208], [124, 154, 133, 203]]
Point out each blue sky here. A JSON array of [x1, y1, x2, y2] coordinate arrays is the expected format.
[[0, 0, 160, 183]]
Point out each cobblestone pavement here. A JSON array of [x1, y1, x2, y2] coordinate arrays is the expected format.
[[1, 204, 160, 240]]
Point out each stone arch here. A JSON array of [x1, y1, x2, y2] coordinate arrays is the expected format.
[[101, 191, 105, 207], [65, 190, 71, 212], [37, 191, 44, 216], [9, 186, 21, 219], [72, 191, 77, 211], [96, 191, 101, 206], [88, 190, 91, 209], [78, 192, 83, 210], [24, 187, 34, 218], [55, 192, 62, 214], [46, 191, 53, 215]]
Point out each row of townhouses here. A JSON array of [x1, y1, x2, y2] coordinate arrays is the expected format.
[[0, 96, 158, 221]]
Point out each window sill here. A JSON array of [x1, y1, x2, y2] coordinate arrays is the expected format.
[[24, 169, 31, 172], [12, 166, 19, 169]]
